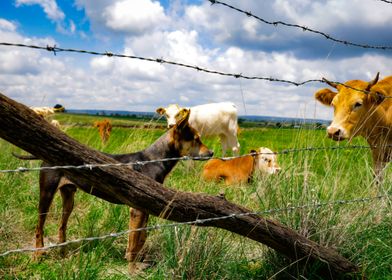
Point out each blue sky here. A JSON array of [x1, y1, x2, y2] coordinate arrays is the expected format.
[[1, 0, 392, 119]]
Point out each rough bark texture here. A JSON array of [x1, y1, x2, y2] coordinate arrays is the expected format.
[[0, 93, 360, 278]]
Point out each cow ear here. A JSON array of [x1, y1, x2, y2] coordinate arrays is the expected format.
[[249, 149, 257, 154], [176, 109, 190, 129], [156, 107, 166, 115], [315, 88, 337, 106], [368, 91, 385, 105]]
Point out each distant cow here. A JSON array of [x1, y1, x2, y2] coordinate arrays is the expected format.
[[94, 119, 112, 144], [202, 147, 280, 185], [31, 105, 64, 128], [156, 102, 240, 156], [315, 72, 392, 178]]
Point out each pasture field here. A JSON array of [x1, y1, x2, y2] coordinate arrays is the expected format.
[[0, 114, 392, 279]]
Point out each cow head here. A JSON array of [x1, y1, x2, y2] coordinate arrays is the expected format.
[[156, 104, 188, 128], [171, 108, 213, 158], [315, 72, 384, 141], [253, 147, 281, 175]]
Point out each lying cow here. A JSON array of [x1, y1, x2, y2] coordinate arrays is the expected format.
[[315, 72, 392, 178], [156, 102, 240, 156], [202, 147, 280, 185]]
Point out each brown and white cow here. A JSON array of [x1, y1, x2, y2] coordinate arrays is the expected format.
[[156, 102, 240, 156], [202, 147, 280, 185], [315, 72, 392, 177]]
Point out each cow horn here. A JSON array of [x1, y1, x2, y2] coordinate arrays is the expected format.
[[366, 72, 380, 90], [322, 77, 338, 89]]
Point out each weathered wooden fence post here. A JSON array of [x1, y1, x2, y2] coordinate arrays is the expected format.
[[0, 93, 360, 278]]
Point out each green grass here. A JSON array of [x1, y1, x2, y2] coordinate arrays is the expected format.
[[0, 114, 391, 279]]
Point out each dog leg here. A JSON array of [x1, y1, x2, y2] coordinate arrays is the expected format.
[[126, 208, 149, 264], [35, 170, 60, 259], [58, 184, 77, 256]]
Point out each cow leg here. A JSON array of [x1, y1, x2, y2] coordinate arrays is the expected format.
[[58, 184, 77, 256], [126, 208, 149, 263], [219, 135, 228, 156], [227, 134, 240, 156], [35, 171, 60, 259]]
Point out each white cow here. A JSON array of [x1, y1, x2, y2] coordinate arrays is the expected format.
[[156, 102, 240, 156]]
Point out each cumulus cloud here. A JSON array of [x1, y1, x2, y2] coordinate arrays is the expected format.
[[185, 0, 392, 59], [2, 0, 392, 121], [16, 0, 65, 21], [15, 0, 77, 34], [0, 19, 17, 31], [103, 0, 169, 34]]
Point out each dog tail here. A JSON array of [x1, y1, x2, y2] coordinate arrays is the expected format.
[[12, 152, 40, 160]]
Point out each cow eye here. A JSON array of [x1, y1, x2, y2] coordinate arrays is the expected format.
[[353, 102, 362, 110]]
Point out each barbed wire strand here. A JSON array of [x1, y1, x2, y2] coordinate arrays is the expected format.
[[0, 42, 321, 86], [0, 42, 387, 97], [1, 144, 384, 174], [207, 0, 392, 50], [377, 0, 392, 4], [0, 194, 388, 257]]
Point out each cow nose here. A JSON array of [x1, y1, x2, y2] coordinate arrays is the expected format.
[[327, 126, 343, 139]]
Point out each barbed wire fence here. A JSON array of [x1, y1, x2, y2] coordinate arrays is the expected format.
[[378, 0, 392, 4], [0, 42, 389, 97], [1, 193, 389, 258], [0, 1, 392, 261], [207, 0, 392, 50], [0, 144, 386, 174]]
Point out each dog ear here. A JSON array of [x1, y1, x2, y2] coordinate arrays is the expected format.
[[177, 108, 189, 119], [156, 107, 166, 115], [315, 88, 337, 106], [176, 109, 190, 129], [249, 149, 257, 154]]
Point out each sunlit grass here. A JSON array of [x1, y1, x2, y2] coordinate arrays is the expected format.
[[0, 114, 391, 279]]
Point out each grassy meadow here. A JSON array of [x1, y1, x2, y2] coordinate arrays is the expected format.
[[0, 113, 392, 279]]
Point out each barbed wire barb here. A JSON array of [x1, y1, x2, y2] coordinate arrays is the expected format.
[[207, 0, 392, 51]]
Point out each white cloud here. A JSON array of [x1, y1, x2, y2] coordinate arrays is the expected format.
[[274, 0, 392, 29], [0, 19, 17, 31], [103, 0, 169, 34], [2, 0, 392, 122], [16, 0, 65, 21]]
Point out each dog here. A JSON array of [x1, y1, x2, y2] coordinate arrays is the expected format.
[[13, 109, 213, 266]]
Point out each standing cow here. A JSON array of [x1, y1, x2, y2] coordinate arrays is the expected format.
[[156, 102, 240, 156], [93, 119, 112, 145], [314, 72, 392, 178]]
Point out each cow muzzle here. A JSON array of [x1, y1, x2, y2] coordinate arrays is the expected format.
[[327, 126, 347, 141]]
